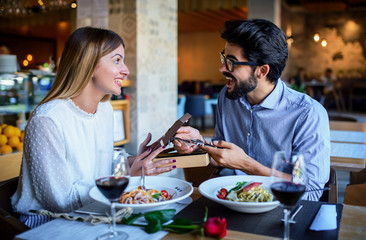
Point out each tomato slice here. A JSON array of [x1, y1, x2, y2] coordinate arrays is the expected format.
[[161, 190, 169, 198], [217, 188, 228, 199]]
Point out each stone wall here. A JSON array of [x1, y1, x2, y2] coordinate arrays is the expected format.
[[282, 7, 366, 81], [109, 0, 178, 158]]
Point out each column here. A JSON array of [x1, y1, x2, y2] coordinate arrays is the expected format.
[[248, 0, 281, 26], [76, 0, 109, 28], [109, 1, 178, 158]]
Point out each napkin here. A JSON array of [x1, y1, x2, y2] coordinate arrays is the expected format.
[[309, 204, 337, 231]]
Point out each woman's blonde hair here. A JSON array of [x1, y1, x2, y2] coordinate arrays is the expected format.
[[38, 27, 125, 106]]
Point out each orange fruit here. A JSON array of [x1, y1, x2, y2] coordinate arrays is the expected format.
[[13, 127, 21, 137], [0, 134, 7, 146], [3, 126, 15, 137], [1, 123, 7, 129], [8, 136, 20, 148], [20, 131, 25, 142], [0, 145, 12, 154], [0, 127, 2, 135], [15, 142, 23, 151]]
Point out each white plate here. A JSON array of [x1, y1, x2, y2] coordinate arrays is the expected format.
[[89, 176, 193, 213], [199, 175, 280, 213]]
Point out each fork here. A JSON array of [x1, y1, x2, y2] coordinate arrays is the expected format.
[[141, 165, 146, 190], [171, 137, 218, 148]]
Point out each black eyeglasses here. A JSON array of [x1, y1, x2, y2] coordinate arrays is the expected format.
[[220, 51, 258, 72]]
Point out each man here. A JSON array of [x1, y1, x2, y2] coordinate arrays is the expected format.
[[0, 42, 11, 55], [174, 19, 330, 201]]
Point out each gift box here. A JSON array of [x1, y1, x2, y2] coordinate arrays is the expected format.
[[153, 149, 210, 168], [151, 113, 210, 168]]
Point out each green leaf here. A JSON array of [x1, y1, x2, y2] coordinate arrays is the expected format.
[[228, 181, 247, 193], [162, 222, 201, 234], [145, 217, 162, 233], [163, 226, 195, 234], [144, 209, 176, 224], [173, 218, 192, 225], [143, 209, 177, 233], [123, 213, 143, 225], [152, 192, 162, 199]]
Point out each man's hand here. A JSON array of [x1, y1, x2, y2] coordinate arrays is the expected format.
[[200, 140, 271, 176], [172, 126, 204, 154]]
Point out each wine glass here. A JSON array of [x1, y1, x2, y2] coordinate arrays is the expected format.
[[95, 147, 130, 240], [270, 151, 307, 240]]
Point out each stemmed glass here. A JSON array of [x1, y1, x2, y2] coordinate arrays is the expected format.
[[270, 151, 307, 240], [95, 147, 130, 240]]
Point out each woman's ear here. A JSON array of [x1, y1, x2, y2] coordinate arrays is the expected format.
[[256, 64, 270, 79]]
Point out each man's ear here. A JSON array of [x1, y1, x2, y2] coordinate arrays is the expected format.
[[256, 64, 270, 79]]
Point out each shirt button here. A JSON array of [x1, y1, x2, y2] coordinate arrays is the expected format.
[[247, 132, 251, 136]]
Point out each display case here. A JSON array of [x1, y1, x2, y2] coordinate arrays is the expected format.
[[0, 74, 130, 180], [0, 71, 55, 128]]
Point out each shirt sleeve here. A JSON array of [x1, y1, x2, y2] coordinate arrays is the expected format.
[[293, 103, 330, 201], [212, 89, 225, 142], [24, 116, 92, 213]]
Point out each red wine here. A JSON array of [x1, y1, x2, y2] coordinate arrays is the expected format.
[[96, 176, 129, 202], [271, 181, 306, 207]]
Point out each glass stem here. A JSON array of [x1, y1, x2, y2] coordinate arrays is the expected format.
[[111, 202, 117, 236], [283, 208, 290, 240]]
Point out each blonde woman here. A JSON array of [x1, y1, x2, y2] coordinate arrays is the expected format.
[[11, 27, 176, 228]]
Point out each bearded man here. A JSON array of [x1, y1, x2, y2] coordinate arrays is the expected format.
[[174, 19, 330, 201]]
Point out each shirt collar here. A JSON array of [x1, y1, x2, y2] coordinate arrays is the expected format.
[[240, 79, 283, 110]]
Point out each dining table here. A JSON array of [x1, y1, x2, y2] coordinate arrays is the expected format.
[[14, 187, 366, 240], [329, 121, 366, 132], [330, 130, 366, 144], [330, 142, 366, 172]]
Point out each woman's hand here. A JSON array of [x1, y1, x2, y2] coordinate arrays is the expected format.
[[129, 133, 176, 176], [172, 126, 204, 154]]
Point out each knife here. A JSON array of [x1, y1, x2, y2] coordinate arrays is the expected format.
[[171, 137, 220, 148]]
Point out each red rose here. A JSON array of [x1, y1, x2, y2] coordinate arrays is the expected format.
[[203, 217, 227, 238]]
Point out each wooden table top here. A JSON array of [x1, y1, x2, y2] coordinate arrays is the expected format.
[[0, 151, 22, 182], [329, 121, 366, 132], [163, 188, 366, 240], [339, 204, 366, 240]]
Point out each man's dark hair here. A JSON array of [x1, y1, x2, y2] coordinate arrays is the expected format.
[[221, 19, 288, 83]]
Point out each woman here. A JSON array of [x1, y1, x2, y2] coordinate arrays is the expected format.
[[11, 27, 175, 228]]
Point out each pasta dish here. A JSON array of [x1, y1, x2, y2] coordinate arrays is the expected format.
[[217, 181, 273, 203], [118, 186, 172, 204]]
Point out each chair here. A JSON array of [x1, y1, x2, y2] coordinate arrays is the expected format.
[[211, 103, 217, 127], [319, 167, 337, 203], [185, 94, 206, 130], [0, 177, 19, 216], [328, 115, 357, 122], [322, 82, 346, 112], [177, 95, 186, 119], [349, 82, 366, 112], [183, 166, 217, 187], [350, 168, 366, 185], [0, 177, 29, 240], [343, 183, 366, 206]]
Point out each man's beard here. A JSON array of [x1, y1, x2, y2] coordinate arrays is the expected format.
[[225, 71, 257, 100]]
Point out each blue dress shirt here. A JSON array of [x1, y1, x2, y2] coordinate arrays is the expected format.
[[213, 79, 330, 201]]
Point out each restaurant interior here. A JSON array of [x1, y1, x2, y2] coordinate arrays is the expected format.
[[0, 0, 366, 239]]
